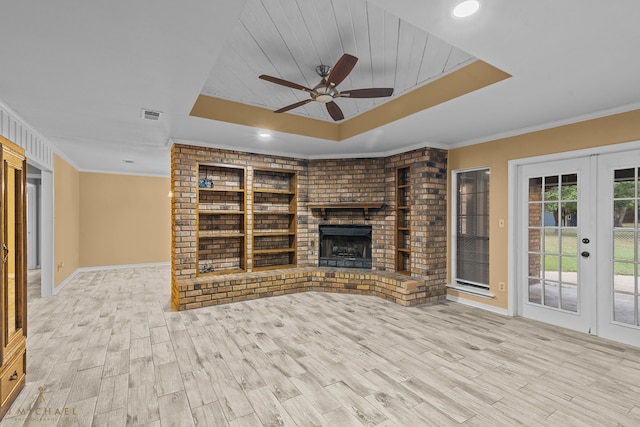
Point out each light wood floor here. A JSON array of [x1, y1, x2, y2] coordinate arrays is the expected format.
[[2, 266, 640, 426], [26, 269, 41, 302]]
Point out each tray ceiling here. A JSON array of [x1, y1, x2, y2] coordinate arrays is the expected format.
[[200, 0, 475, 122]]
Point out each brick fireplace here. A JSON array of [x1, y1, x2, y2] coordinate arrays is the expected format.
[[319, 225, 372, 269], [171, 144, 448, 310]]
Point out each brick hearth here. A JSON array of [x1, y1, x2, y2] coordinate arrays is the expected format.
[[172, 267, 445, 310], [171, 144, 447, 310]]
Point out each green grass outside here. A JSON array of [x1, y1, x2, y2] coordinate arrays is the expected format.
[[543, 229, 635, 275]]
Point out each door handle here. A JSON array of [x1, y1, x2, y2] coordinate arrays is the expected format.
[[9, 370, 18, 381], [2, 244, 8, 263], [581, 251, 590, 258]]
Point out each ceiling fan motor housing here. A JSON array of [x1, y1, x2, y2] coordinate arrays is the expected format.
[[312, 82, 339, 103]]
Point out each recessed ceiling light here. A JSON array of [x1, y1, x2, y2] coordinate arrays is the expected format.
[[453, 0, 480, 18], [258, 131, 272, 139]]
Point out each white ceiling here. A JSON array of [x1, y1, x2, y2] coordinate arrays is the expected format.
[[1, 0, 639, 176]]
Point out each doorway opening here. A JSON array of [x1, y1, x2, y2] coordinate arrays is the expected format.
[[27, 164, 42, 300]]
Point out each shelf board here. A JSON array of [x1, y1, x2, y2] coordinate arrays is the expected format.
[[198, 187, 245, 193], [198, 210, 245, 215], [308, 202, 384, 220], [252, 264, 296, 272], [253, 189, 294, 195], [199, 231, 245, 239], [253, 248, 295, 255], [253, 231, 295, 237], [397, 248, 411, 253], [397, 206, 410, 210], [397, 184, 410, 189]]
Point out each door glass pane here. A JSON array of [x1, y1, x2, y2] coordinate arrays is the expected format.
[[561, 256, 578, 284], [544, 282, 559, 308], [614, 292, 634, 324], [544, 229, 559, 254], [544, 255, 560, 282], [561, 174, 578, 200], [611, 168, 639, 326], [529, 204, 542, 227], [613, 263, 634, 292], [561, 284, 578, 311], [613, 231, 635, 261], [544, 176, 559, 200], [529, 177, 542, 202], [614, 168, 636, 228], [561, 229, 577, 256], [561, 202, 577, 226], [529, 229, 542, 252], [613, 201, 635, 228], [5, 164, 19, 336], [528, 278, 542, 304], [528, 173, 580, 313], [528, 253, 542, 278]]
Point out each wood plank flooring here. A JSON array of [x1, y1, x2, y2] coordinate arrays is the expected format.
[[2, 266, 640, 426]]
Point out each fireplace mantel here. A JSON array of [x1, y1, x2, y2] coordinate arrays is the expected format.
[[308, 202, 384, 220]]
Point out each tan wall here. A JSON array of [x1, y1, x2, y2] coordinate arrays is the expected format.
[[79, 172, 170, 268], [448, 108, 640, 309], [54, 155, 80, 287]]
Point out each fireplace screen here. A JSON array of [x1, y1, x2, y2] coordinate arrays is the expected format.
[[319, 225, 372, 268]]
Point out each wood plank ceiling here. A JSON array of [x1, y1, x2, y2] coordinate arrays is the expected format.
[[200, 0, 476, 122]]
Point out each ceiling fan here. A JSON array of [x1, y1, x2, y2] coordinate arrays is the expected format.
[[259, 54, 394, 121]]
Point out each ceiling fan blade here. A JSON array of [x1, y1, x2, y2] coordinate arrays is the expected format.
[[274, 99, 313, 113], [259, 75, 313, 93], [326, 54, 358, 88], [325, 101, 344, 121], [340, 88, 394, 98]]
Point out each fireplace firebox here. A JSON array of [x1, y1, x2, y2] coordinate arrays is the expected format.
[[319, 225, 372, 269]]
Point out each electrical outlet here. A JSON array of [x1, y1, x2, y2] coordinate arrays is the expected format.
[[498, 282, 505, 291]]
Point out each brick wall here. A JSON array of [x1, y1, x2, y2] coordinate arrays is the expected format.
[[171, 144, 447, 309], [306, 158, 388, 269], [387, 148, 448, 286]]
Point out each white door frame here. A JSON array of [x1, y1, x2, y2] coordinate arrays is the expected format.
[[508, 140, 640, 318], [515, 156, 596, 334], [27, 182, 38, 269], [26, 159, 54, 298]]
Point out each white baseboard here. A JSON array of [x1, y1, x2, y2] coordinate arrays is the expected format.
[[446, 293, 510, 316], [52, 262, 170, 295], [77, 262, 170, 272], [53, 269, 80, 295]]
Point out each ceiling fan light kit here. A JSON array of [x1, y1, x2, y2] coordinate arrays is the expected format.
[[259, 54, 394, 121]]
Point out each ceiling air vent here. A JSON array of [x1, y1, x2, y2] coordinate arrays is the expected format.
[[141, 108, 161, 121]]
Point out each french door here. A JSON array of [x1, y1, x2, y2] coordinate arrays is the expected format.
[[518, 157, 596, 333], [518, 151, 640, 347], [596, 151, 640, 346]]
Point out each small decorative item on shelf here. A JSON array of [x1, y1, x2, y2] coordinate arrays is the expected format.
[[200, 264, 215, 274], [198, 177, 213, 188]]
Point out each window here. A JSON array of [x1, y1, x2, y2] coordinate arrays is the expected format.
[[454, 169, 490, 289]]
